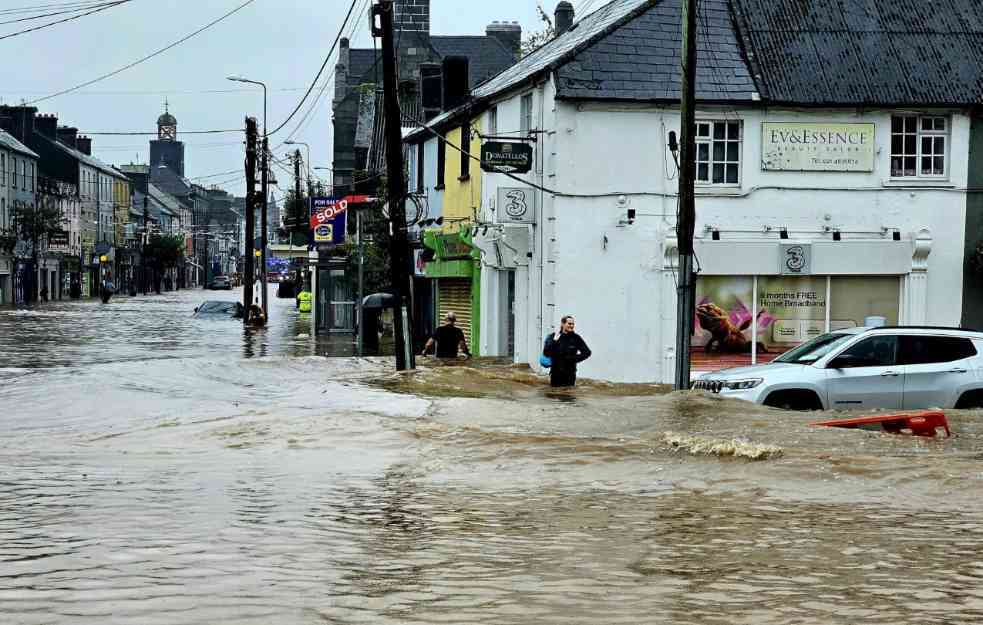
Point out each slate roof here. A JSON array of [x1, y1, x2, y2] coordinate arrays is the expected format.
[[349, 36, 515, 89], [431, 36, 517, 86], [0, 129, 39, 159], [556, 0, 756, 101], [44, 136, 125, 178], [730, 0, 983, 105]]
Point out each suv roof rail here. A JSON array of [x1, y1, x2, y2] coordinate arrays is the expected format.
[[868, 325, 982, 333]]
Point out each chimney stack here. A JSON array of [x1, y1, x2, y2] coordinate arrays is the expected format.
[[35, 113, 58, 139], [76, 136, 92, 156], [555, 1, 574, 36], [487, 21, 522, 60], [393, 0, 430, 35], [57, 126, 79, 149], [0, 105, 38, 145]]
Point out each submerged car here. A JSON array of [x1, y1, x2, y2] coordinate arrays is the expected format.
[[694, 326, 983, 410], [193, 301, 244, 318], [208, 276, 232, 290]]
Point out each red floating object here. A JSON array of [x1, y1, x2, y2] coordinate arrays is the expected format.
[[811, 410, 951, 438]]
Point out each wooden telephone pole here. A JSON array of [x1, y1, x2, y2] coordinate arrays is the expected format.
[[244, 117, 258, 323], [373, 0, 415, 371], [674, 0, 698, 390]]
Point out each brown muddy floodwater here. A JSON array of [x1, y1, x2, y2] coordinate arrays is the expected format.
[[1, 289, 983, 624]]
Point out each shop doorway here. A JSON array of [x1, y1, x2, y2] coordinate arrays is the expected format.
[[316, 267, 355, 335]]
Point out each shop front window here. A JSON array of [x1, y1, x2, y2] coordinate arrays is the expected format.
[[691, 275, 901, 372]]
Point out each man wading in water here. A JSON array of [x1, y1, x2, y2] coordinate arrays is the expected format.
[[544, 315, 592, 387], [421, 312, 471, 359]]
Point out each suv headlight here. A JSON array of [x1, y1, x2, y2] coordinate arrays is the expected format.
[[722, 378, 763, 390]]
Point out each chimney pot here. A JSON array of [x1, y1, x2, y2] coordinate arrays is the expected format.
[[555, 1, 574, 36]]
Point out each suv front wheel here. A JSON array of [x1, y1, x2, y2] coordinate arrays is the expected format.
[[763, 389, 824, 411]]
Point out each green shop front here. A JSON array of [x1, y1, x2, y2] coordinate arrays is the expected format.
[[423, 230, 481, 356]]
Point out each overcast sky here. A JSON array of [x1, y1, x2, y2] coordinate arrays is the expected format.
[[2, 0, 598, 198]]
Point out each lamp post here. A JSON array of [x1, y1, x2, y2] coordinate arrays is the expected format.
[[228, 75, 270, 318]]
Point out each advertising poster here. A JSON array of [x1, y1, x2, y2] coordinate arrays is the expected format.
[[691, 276, 755, 370], [756, 276, 827, 354]]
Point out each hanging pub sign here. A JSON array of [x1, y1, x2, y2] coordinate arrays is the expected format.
[[309, 197, 348, 245], [481, 141, 533, 174], [47, 230, 69, 253]]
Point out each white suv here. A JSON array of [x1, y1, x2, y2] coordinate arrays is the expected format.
[[693, 326, 983, 410]]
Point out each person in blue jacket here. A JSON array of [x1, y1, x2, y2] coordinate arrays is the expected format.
[[543, 314, 592, 387]]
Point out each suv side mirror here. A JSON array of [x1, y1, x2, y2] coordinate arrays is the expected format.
[[829, 354, 862, 369]]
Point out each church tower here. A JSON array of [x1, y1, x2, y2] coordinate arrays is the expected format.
[[150, 101, 185, 177]]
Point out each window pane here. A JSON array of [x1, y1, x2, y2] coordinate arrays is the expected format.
[[921, 156, 932, 174], [727, 122, 740, 139], [692, 276, 755, 370], [758, 276, 828, 357], [933, 156, 944, 174], [922, 117, 934, 131], [922, 136, 932, 154], [726, 142, 739, 161], [726, 164, 739, 184], [713, 123, 725, 140], [904, 135, 916, 154], [697, 143, 709, 161], [891, 116, 903, 133], [934, 136, 945, 153], [697, 163, 708, 181], [712, 142, 725, 161], [935, 117, 946, 131], [712, 163, 724, 183], [829, 276, 899, 331], [904, 156, 916, 174], [697, 123, 710, 137], [839, 336, 898, 367], [904, 116, 916, 132], [891, 135, 902, 154], [901, 336, 976, 365]]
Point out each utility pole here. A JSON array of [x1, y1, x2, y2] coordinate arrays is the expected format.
[[244, 117, 258, 323], [142, 197, 149, 295], [356, 209, 364, 357], [674, 0, 698, 391], [260, 137, 269, 318], [373, 0, 415, 370], [294, 149, 302, 235]]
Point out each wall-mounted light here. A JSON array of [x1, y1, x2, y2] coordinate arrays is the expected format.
[[627, 208, 636, 225], [711, 229, 720, 241], [779, 228, 789, 240], [668, 131, 679, 155], [892, 230, 902, 241], [832, 229, 841, 241]]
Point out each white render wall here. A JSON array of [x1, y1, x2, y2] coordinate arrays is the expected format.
[[479, 87, 972, 383]]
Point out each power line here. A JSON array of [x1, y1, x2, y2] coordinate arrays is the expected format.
[[0, 1, 126, 26], [82, 129, 243, 136], [267, 0, 359, 137], [0, 1, 118, 17], [1, 87, 305, 97], [24, 0, 257, 106], [0, 0, 130, 41]]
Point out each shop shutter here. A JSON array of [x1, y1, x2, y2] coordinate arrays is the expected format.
[[438, 278, 472, 343]]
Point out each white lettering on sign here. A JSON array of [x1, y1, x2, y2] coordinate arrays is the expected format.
[[313, 199, 348, 225]]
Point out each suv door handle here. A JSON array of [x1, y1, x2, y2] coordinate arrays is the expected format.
[[948, 368, 968, 374], [880, 371, 900, 377]]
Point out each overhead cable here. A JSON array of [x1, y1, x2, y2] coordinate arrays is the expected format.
[[266, 0, 359, 137], [0, 0, 130, 41], [0, 1, 127, 26], [24, 0, 257, 106]]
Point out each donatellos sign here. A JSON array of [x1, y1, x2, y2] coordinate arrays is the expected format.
[[480, 141, 533, 174]]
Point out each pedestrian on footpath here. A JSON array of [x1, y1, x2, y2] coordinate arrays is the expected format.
[[421, 312, 471, 359], [543, 315, 592, 387]]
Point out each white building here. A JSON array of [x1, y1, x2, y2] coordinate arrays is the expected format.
[[410, 0, 983, 383], [0, 130, 39, 305]]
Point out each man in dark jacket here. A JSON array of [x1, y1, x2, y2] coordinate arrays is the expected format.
[[421, 312, 471, 359], [544, 315, 592, 387]]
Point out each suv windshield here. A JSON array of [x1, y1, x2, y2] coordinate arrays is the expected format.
[[774, 332, 856, 364]]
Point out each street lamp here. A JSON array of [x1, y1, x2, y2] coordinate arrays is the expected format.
[[228, 74, 270, 318]]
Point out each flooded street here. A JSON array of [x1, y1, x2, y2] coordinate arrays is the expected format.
[[2, 290, 983, 624]]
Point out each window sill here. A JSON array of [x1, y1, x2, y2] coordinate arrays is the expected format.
[[458, 175, 471, 182], [694, 186, 744, 197], [882, 178, 955, 188]]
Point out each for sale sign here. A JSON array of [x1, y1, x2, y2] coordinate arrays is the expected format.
[[309, 197, 347, 245]]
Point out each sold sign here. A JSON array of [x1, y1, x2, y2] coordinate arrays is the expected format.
[[309, 198, 349, 230]]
